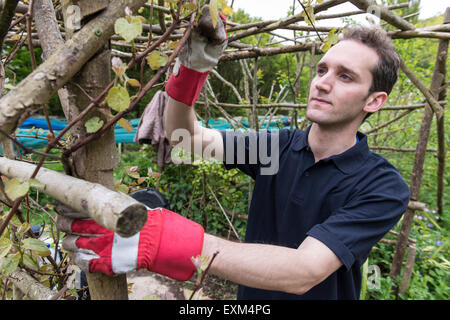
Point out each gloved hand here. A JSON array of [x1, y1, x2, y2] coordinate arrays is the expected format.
[[56, 203, 204, 281], [166, 8, 228, 106]]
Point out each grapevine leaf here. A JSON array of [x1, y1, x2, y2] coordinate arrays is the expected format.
[[147, 51, 162, 70], [5, 178, 30, 201], [29, 178, 45, 190], [114, 16, 143, 42], [107, 86, 130, 112], [85, 117, 104, 134]]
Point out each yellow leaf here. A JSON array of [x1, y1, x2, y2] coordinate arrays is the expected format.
[[302, 6, 315, 25], [5, 178, 29, 201], [222, 6, 233, 16], [182, 3, 196, 11], [168, 41, 179, 50], [118, 118, 133, 133], [209, 0, 219, 29], [127, 78, 141, 87], [147, 51, 161, 70], [320, 42, 331, 52]]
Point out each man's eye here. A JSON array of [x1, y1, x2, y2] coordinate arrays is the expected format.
[[317, 68, 326, 75], [340, 74, 351, 80]]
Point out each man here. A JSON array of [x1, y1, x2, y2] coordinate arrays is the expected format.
[[57, 13, 410, 300]]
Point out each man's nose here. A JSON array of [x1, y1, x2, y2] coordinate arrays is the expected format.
[[313, 73, 333, 92]]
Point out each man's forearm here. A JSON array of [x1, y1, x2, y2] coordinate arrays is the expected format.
[[201, 234, 321, 295], [165, 96, 224, 161], [165, 97, 198, 144]]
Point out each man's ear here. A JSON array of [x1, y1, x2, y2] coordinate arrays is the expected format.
[[363, 92, 388, 113]]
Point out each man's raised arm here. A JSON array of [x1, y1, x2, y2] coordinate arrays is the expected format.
[[165, 97, 224, 162], [164, 11, 227, 162]]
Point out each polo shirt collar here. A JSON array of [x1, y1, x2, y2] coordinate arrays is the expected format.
[[330, 131, 370, 174], [292, 125, 370, 174], [292, 125, 311, 151]]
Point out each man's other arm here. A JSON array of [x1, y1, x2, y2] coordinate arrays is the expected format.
[[165, 96, 224, 162], [202, 234, 343, 295]]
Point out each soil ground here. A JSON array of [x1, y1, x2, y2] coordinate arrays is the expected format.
[[127, 270, 237, 300]]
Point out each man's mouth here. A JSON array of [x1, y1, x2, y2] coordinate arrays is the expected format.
[[310, 97, 332, 105]]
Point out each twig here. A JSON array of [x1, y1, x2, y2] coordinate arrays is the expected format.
[[208, 185, 241, 242], [50, 283, 68, 300], [296, 0, 323, 42], [0, 127, 61, 160], [188, 251, 219, 300]]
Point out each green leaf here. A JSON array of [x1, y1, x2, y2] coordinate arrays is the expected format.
[[22, 238, 50, 257], [85, 116, 104, 134], [29, 178, 45, 190], [147, 51, 165, 70], [209, 0, 219, 29], [159, 54, 168, 67], [114, 16, 143, 42], [5, 178, 30, 201], [126, 166, 140, 179], [106, 86, 130, 112], [115, 184, 129, 194], [2, 254, 19, 275], [22, 254, 37, 269], [0, 238, 12, 258]]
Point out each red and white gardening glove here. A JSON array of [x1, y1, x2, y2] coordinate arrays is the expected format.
[[56, 204, 204, 281], [166, 9, 228, 106]]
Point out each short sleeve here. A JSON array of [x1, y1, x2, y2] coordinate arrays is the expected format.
[[306, 167, 410, 270], [220, 129, 291, 179]]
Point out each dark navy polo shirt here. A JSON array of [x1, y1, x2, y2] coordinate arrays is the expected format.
[[220, 126, 410, 300]]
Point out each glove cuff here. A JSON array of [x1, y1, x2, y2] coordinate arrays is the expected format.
[[166, 64, 210, 106], [139, 208, 204, 281]]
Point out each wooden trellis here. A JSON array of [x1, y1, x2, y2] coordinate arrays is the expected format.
[[0, 0, 447, 299]]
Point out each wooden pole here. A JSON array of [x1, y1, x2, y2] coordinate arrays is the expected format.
[[390, 8, 450, 294], [435, 8, 449, 214]]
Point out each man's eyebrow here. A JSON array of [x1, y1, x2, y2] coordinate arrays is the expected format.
[[337, 65, 360, 79], [316, 61, 361, 80]]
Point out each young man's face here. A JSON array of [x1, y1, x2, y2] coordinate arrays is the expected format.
[[307, 40, 379, 127]]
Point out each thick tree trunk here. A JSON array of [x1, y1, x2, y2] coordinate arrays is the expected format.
[[0, 0, 148, 134], [61, 0, 126, 300]]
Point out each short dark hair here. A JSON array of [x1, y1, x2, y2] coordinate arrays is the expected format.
[[339, 26, 400, 121]]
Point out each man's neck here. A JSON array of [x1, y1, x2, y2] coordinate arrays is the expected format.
[[308, 122, 359, 163]]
